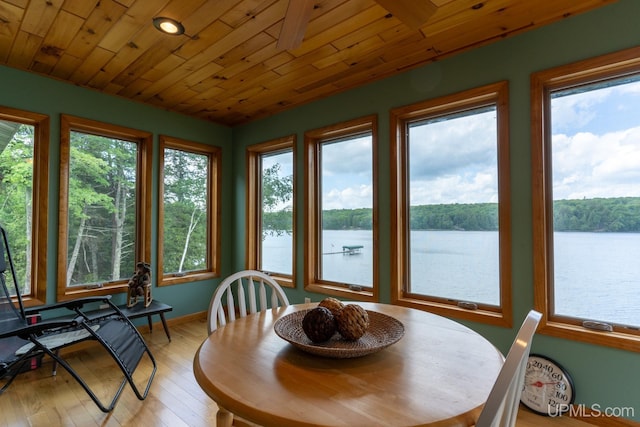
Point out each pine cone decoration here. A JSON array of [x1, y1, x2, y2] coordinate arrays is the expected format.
[[302, 307, 337, 343], [318, 297, 344, 318], [336, 304, 369, 341]]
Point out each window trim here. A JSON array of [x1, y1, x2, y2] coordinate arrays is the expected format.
[[390, 81, 512, 327], [531, 46, 640, 351], [0, 106, 49, 306], [303, 115, 379, 301], [157, 135, 221, 287], [57, 115, 152, 301], [246, 135, 296, 288]]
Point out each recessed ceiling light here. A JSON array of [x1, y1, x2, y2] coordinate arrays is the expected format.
[[153, 17, 185, 35]]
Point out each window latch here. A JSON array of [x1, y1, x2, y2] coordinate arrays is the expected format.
[[457, 301, 478, 310], [582, 320, 613, 332]]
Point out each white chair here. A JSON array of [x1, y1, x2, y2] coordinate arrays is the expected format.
[[475, 310, 543, 427], [207, 269, 290, 335], [207, 270, 290, 427]]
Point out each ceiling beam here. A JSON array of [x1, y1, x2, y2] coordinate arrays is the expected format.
[[277, 0, 316, 51]]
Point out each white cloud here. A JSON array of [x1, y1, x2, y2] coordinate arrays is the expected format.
[[320, 135, 373, 209], [322, 135, 372, 176], [408, 111, 496, 181], [551, 89, 605, 132], [407, 108, 499, 205], [410, 170, 498, 205], [552, 126, 640, 199], [323, 184, 372, 210]]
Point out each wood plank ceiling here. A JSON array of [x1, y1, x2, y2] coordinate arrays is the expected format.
[[0, 0, 617, 127]]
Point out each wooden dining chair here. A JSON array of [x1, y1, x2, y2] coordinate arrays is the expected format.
[[206, 270, 290, 427], [206, 269, 290, 335], [475, 309, 542, 427]]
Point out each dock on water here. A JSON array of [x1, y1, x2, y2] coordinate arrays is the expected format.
[[342, 245, 363, 255], [322, 245, 364, 255]]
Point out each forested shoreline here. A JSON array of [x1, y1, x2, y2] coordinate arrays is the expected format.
[[264, 197, 640, 232]]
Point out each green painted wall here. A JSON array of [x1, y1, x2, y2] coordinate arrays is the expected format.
[[232, 0, 640, 420], [0, 64, 234, 318], [1, 0, 638, 419]]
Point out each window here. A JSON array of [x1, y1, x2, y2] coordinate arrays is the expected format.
[[58, 115, 151, 300], [532, 46, 640, 350], [158, 136, 221, 285], [304, 116, 378, 301], [0, 106, 49, 305], [390, 82, 511, 326], [246, 136, 295, 287]]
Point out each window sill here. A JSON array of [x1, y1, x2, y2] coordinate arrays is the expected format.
[[159, 271, 218, 287], [305, 282, 375, 302], [57, 283, 127, 302], [393, 296, 512, 328], [266, 274, 295, 289], [538, 318, 640, 353], [15, 296, 47, 308]]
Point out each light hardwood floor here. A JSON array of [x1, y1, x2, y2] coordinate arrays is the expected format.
[[0, 316, 611, 427]]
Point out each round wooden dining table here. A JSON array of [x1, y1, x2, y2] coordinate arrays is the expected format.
[[193, 302, 504, 427]]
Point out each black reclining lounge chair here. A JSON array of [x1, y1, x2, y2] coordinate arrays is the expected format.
[[0, 225, 156, 412]]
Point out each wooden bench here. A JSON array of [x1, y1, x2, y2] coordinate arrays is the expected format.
[[32, 300, 174, 342], [118, 300, 173, 341]]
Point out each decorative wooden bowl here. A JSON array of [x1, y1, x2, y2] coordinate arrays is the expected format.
[[274, 309, 404, 358]]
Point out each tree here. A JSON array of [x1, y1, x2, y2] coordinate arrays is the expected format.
[[162, 148, 208, 273], [0, 124, 34, 293], [261, 163, 293, 239], [65, 132, 137, 286], [65, 136, 117, 285]]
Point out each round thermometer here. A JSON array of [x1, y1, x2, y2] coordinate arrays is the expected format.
[[521, 354, 575, 416]]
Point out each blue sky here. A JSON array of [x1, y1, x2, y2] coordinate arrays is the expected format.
[[408, 110, 498, 206], [263, 78, 640, 210], [551, 80, 640, 200], [321, 136, 372, 210]]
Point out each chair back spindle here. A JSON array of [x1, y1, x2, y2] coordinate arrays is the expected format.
[[207, 270, 290, 335], [475, 309, 542, 427]]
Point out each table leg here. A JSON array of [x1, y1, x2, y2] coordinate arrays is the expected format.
[[216, 406, 234, 427], [159, 313, 171, 341], [147, 315, 153, 332]]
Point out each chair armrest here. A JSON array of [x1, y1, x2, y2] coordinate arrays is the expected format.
[[0, 317, 81, 340], [26, 295, 113, 314]]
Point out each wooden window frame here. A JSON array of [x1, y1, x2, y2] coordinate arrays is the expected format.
[[303, 115, 379, 301], [531, 46, 640, 352], [0, 106, 49, 306], [246, 135, 296, 288], [157, 135, 221, 287], [390, 81, 512, 327], [57, 115, 152, 301]]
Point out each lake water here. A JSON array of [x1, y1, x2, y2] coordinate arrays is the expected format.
[[262, 230, 640, 326]]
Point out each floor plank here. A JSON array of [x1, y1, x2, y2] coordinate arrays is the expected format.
[[0, 316, 604, 426]]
